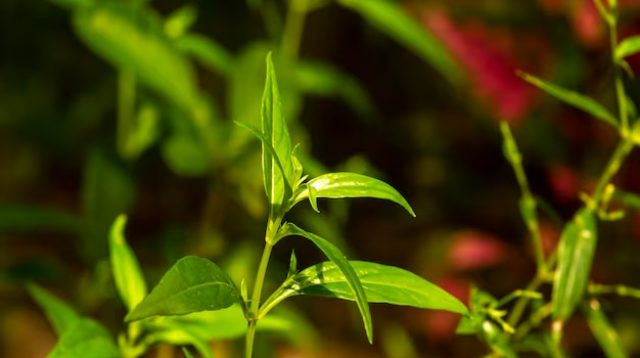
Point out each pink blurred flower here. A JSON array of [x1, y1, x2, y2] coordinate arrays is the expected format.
[[422, 10, 536, 123], [448, 230, 508, 271]]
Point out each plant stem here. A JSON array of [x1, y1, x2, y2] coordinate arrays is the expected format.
[[117, 69, 136, 159], [589, 283, 640, 299], [507, 272, 548, 327], [590, 138, 634, 209], [281, 0, 308, 59], [245, 218, 281, 358], [608, 3, 629, 134]]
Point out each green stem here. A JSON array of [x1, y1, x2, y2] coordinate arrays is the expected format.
[[590, 138, 634, 209], [117, 69, 136, 159], [506, 271, 550, 327], [589, 283, 640, 299], [281, 0, 308, 59], [245, 218, 281, 358], [607, 4, 629, 134]]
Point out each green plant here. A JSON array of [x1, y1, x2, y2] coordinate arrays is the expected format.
[[457, 1, 640, 356], [28, 54, 467, 358]]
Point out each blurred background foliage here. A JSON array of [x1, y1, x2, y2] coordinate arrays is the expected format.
[[3, 0, 640, 356]]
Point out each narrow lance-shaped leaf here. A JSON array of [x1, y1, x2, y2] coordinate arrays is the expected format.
[[276, 223, 373, 343], [583, 299, 628, 358], [294, 61, 374, 118], [109, 214, 147, 311], [261, 52, 295, 207], [552, 208, 598, 321], [27, 284, 80, 336], [292, 172, 415, 216], [337, 0, 461, 84], [48, 318, 120, 358], [73, 3, 201, 113], [616, 36, 640, 61], [126, 256, 240, 321], [266, 260, 467, 314], [519, 72, 618, 128], [175, 34, 233, 75]]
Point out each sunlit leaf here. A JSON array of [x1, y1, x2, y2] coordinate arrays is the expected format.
[[294, 61, 374, 118], [164, 4, 197, 39], [108, 215, 147, 311], [552, 208, 597, 321], [293, 172, 415, 216], [583, 299, 628, 358], [175, 34, 233, 75], [48, 318, 119, 358], [337, 0, 461, 84], [261, 53, 296, 208], [271, 260, 467, 314], [276, 223, 373, 343], [73, 3, 201, 113], [126, 256, 240, 321], [519, 72, 617, 128], [27, 284, 80, 336], [615, 36, 640, 61]]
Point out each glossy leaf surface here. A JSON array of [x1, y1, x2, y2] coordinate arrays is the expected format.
[[261, 53, 295, 208], [126, 256, 240, 321], [27, 284, 79, 336], [584, 300, 628, 358], [337, 0, 460, 84], [294, 172, 415, 216], [277, 223, 373, 343], [520, 72, 617, 128], [277, 261, 467, 314], [552, 209, 597, 321], [109, 215, 147, 311], [48, 318, 119, 358]]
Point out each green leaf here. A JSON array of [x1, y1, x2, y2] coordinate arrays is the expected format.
[[293, 172, 415, 216], [0, 206, 81, 234], [277, 223, 373, 343], [126, 256, 240, 321], [175, 34, 233, 75], [274, 260, 467, 314], [261, 52, 296, 208], [294, 61, 374, 118], [337, 0, 461, 84], [109, 215, 147, 311], [83, 148, 136, 260], [583, 299, 628, 358], [615, 36, 640, 61], [519, 72, 617, 128], [552, 208, 597, 321], [182, 348, 195, 358], [144, 327, 212, 358], [73, 3, 202, 113], [164, 4, 198, 39], [27, 284, 80, 336], [481, 320, 517, 358], [48, 318, 120, 358], [161, 132, 212, 177]]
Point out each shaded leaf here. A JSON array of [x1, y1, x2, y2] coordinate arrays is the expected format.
[[293, 172, 415, 216], [73, 3, 201, 112], [552, 209, 597, 321], [277, 223, 373, 343], [48, 318, 119, 358], [27, 284, 80, 336], [0, 206, 81, 234], [175, 34, 232, 75], [274, 260, 467, 314], [164, 4, 197, 39], [294, 61, 374, 118], [337, 0, 461, 84], [519, 72, 617, 128], [583, 299, 628, 358], [109, 215, 147, 311], [126, 256, 240, 321]]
